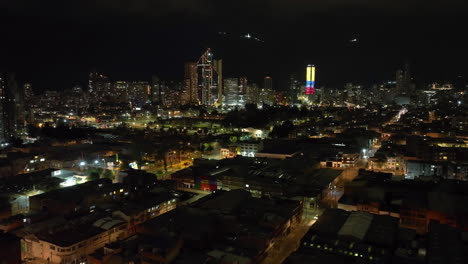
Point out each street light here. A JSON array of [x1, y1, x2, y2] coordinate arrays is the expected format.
[[79, 161, 86, 166]]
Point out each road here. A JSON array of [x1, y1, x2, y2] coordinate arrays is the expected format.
[[320, 159, 368, 208], [260, 221, 315, 264]]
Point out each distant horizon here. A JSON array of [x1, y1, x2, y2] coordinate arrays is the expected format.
[[1, 1, 467, 91]]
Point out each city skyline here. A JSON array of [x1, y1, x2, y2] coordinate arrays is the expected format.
[[1, 1, 468, 91]]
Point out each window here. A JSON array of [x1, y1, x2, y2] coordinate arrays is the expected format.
[[50, 245, 56, 251]]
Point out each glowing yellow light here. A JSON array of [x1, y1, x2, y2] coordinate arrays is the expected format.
[[311, 66, 315, 81]]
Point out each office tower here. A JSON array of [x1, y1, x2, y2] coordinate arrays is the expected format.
[[183, 62, 198, 105], [0, 74, 6, 142], [128, 81, 150, 107], [246, 83, 260, 105], [289, 74, 301, 104], [88, 71, 110, 98], [223, 78, 240, 106], [112, 81, 129, 103], [151, 76, 165, 106], [239, 77, 248, 95], [264, 76, 273, 91], [197, 48, 221, 106], [214, 59, 223, 106], [396, 62, 414, 95], [3, 73, 25, 137], [24, 83, 33, 103], [306, 65, 315, 95]]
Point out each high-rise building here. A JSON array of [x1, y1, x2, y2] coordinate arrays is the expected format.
[[3, 73, 24, 137], [214, 59, 223, 106], [128, 81, 150, 107], [306, 65, 315, 95], [197, 49, 222, 106], [288, 74, 301, 105], [88, 71, 110, 96], [260, 77, 274, 105], [264, 76, 273, 91], [396, 62, 414, 95], [24, 83, 33, 103], [0, 74, 6, 142], [182, 62, 198, 105], [113, 81, 129, 103], [151, 76, 165, 106], [223, 78, 240, 107], [245, 83, 260, 105]]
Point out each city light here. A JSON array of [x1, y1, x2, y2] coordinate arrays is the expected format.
[[306, 65, 315, 95]]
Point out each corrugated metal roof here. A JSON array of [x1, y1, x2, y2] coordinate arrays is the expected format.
[[338, 211, 373, 240]]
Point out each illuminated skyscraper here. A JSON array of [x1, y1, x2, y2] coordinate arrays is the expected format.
[[183, 62, 198, 105], [224, 78, 240, 106], [197, 48, 222, 106], [306, 65, 315, 95]]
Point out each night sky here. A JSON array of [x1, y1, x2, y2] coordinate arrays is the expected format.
[[1, 0, 468, 92]]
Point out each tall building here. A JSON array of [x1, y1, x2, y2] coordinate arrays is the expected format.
[[3, 73, 24, 138], [245, 83, 260, 105], [24, 83, 33, 103], [223, 78, 240, 107], [88, 71, 110, 96], [182, 62, 198, 105], [151, 76, 165, 106], [264, 76, 273, 91], [0, 74, 6, 142], [214, 59, 223, 106], [306, 65, 315, 95], [128, 81, 150, 107], [396, 62, 414, 95], [197, 49, 222, 106], [260, 77, 274, 105], [288, 74, 301, 105], [113, 81, 129, 103]]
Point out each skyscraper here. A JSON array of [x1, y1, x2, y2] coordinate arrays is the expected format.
[[288, 74, 301, 105], [214, 59, 223, 106], [3, 73, 23, 138], [223, 78, 240, 107], [246, 83, 260, 105], [151, 76, 165, 106], [306, 65, 315, 95], [0, 74, 6, 142], [264, 76, 273, 91], [183, 62, 198, 105], [24, 83, 33, 103], [396, 62, 414, 95], [197, 48, 222, 106]]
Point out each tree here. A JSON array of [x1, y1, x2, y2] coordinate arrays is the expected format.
[[102, 170, 115, 181], [87, 172, 100, 181]]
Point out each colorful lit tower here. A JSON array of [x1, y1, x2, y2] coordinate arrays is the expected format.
[[306, 64, 315, 95]]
